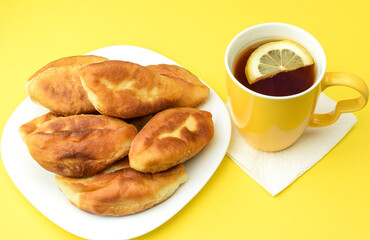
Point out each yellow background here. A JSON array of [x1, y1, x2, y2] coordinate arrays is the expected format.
[[1, 0, 369, 239]]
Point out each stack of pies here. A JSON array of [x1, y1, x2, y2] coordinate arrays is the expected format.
[[19, 55, 214, 216]]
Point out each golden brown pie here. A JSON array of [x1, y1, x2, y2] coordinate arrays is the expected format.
[[26, 55, 108, 115], [24, 114, 137, 177], [146, 64, 209, 107], [129, 107, 214, 173], [55, 158, 187, 216], [79, 61, 183, 119]]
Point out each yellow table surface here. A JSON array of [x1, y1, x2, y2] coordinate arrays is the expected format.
[[1, 0, 369, 239]]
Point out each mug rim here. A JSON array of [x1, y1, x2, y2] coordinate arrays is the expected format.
[[225, 22, 326, 100]]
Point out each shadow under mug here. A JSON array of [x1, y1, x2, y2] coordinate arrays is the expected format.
[[225, 23, 369, 152]]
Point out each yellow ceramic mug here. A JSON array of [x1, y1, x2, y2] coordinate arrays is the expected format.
[[225, 23, 368, 152]]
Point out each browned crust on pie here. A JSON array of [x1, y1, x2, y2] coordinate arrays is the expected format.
[[26, 55, 108, 115], [79, 61, 183, 119], [19, 112, 62, 142], [55, 158, 187, 216], [146, 64, 209, 107], [129, 107, 214, 172], [25, 114, 137, 177]]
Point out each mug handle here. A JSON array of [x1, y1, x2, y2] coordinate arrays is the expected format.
[[308, 72, 369, 127]]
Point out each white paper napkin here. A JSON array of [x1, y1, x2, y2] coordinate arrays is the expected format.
[[226, 93, 357, 196]]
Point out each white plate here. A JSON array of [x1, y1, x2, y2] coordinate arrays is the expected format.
[[1, 45, 231, 240]]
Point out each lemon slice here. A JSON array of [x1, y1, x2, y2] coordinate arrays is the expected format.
[[245, 40, 314, 84]]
